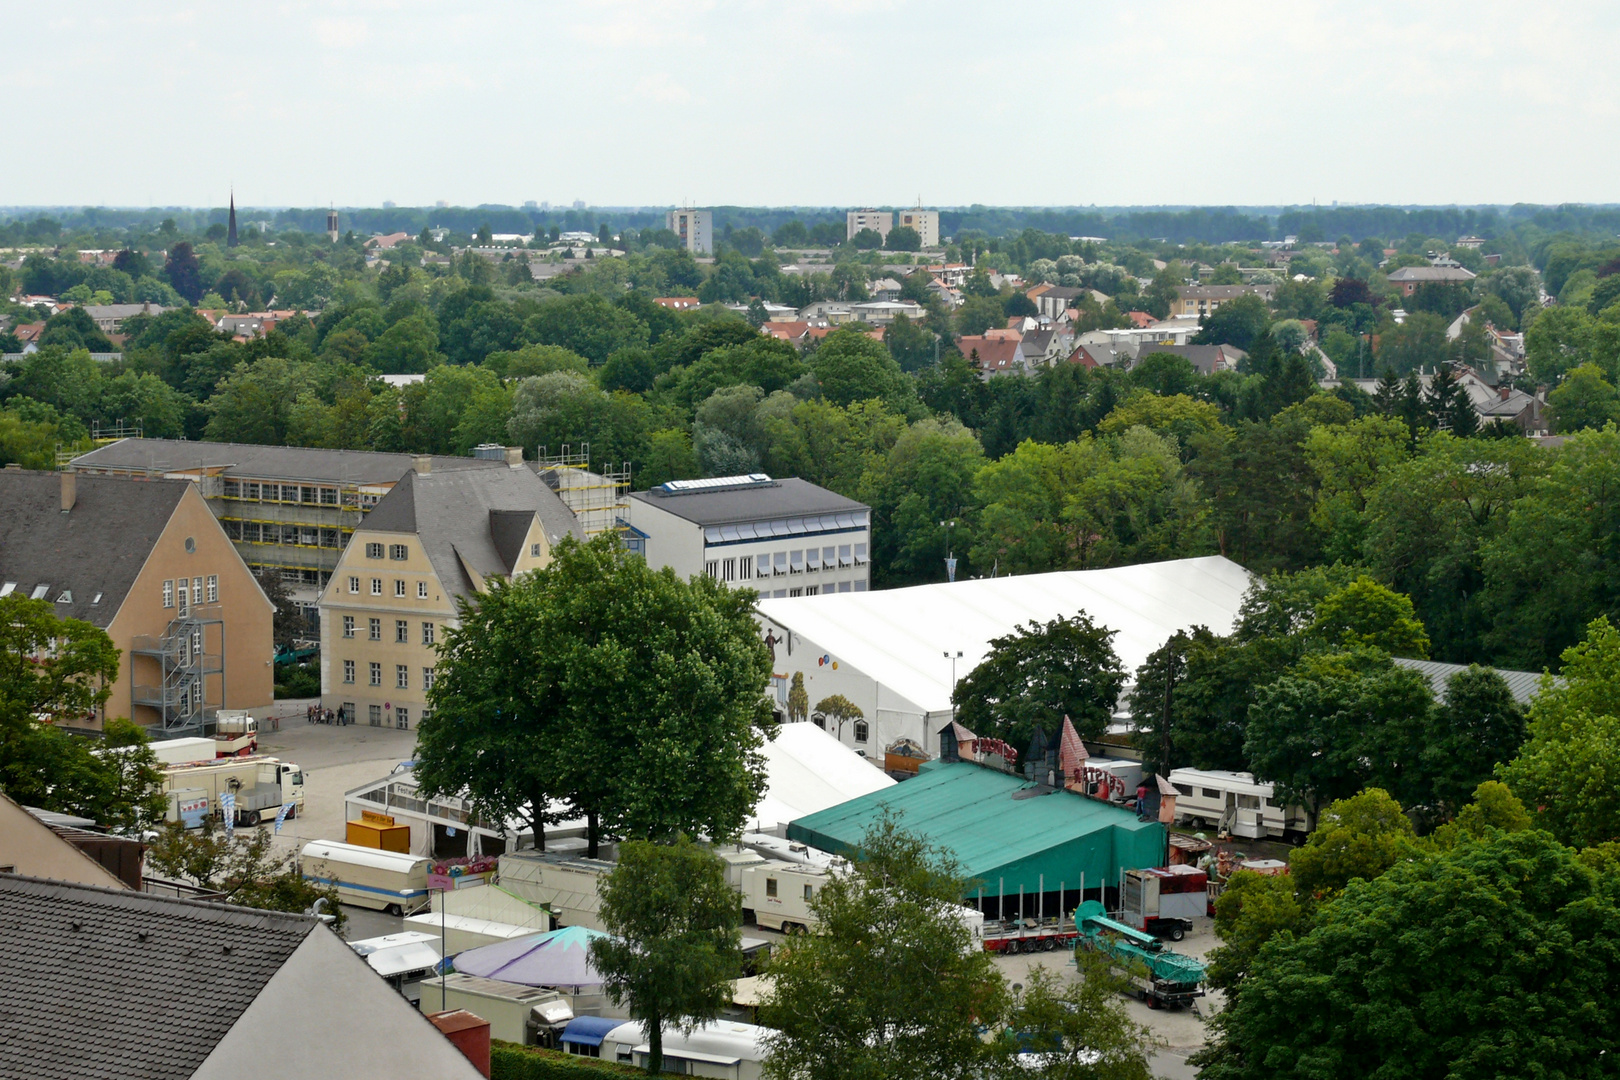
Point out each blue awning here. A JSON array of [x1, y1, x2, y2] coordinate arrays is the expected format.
[[560, 1016, 623, 1047]]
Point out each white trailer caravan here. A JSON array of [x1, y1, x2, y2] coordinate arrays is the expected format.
[[301, 839, 432, 915], [161, 756, 304, 825], [1166, 768, 1314, 840], [740, 860, 830, 933], [599, 1020, 772, 1080]]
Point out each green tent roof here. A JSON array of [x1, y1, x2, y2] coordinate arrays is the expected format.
[[787, 761, 1165, 901]]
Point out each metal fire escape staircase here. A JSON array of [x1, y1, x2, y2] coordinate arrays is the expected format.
[[131, 604, 225, 734]]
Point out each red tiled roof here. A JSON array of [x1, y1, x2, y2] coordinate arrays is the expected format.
[[1127, 311, 1155, 328], [761, 321, 810, 342], [955, 336, 1020, 369]]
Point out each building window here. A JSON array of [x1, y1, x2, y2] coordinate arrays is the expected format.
[[417, 581, 428, 598], [854, 719, 869, 743], [371, 578, 382, 596], [321, 487, 338, 505], [396, 664, 409, 689], [839, 545, 852, 566], [163, 580, 174, 608], [806, 586, 818, 596], [369, 704, 383, 725], [790, 550, 804, 573], [396, 619, 409, 644], [349, 576, 360, 594], [369, 662, 382, 687], [705, 560, 719, 579], [342, 616, 355, 638], [395, 706, 409, 730], [854, 543, 868, 565], [773, 552, 788, 576], [369, 618, 381, 641], [177, 583, 189, 615], [365, 542, 384, 559], [530, 543, 542, 557], [789, 588, 802, 597], [765, 877, 778, 899], [343, 660, 355, 684], [756, 555, 770, 577], [395, 580, 406, 597], [422, 622, 435, 646], [823, 546, 836, 567], [389, 544, 408, 560], [722, 558, 736, 582], [423, 667, 435, 690], [205, 575, 218, 603], [739, 559, 752, 580]]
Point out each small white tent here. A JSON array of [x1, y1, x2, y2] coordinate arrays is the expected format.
[[751, 720, 893, 834]]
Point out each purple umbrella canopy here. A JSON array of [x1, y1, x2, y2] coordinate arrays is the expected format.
[[452, 925, 613, 987]]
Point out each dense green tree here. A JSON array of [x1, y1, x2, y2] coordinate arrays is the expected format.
[[996, 965, 1158, 1080], [1547, 362, 1620, 431], [525, 294, 651, 364], [952, 613, 1125, 747], [1205, 869, 1304, 993], [761, 818, 1008, 1080], [885, 225, 922, 252], [38, 307, 114, 352], [203, 358, 317, 445], [1308, 575, 1431, 657], [364, 311, 442, 373], [1420, 666, 1526, 818], [1286, 787, 1416, 905], [860, 417, 985, 586], [147, 818, 344, 928], [1192, 293, 1270, 350], [590, 838, 743, 1075], [163, 241, 203, 302], [808, 326, 911, 409], [1196, 830, 1620, 1080]]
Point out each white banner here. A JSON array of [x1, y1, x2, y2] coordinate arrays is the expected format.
[[221, 792, 236, 839], [273, 802, 295, 834]]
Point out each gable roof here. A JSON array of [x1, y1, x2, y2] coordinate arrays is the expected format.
[[954, 335, 1022, 373], [1387, 266, 1477, 283], [361, 467, 582, 597], [1134, 343, 1235, 375], [0, 470, 188, 627], [0, 873, 316, 1080], [1391, 657, 1546, 706]]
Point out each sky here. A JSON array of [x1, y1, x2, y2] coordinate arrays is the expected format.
[[5, 0, 1618, 209]]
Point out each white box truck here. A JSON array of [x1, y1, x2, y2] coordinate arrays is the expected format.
[[301, 839, 432, 916], [161, 755, 304, 826]]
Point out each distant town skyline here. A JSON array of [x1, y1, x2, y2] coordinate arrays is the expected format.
[[7, 1, 1618, 208]]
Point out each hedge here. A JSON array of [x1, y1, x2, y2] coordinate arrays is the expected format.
[[490, 1040, 644, 1080]]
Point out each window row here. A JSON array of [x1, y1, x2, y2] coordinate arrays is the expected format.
[[226, 520, 351, 549], [223, 480, 350, 506], [364, 542, 411, 561], [162, 575, 219, 611], [763, 581, 866, 599], [349, 577, 429, 600], [704, 545, 868, 582], [341, 660, 436, 691], [342, 618, 437, 646]]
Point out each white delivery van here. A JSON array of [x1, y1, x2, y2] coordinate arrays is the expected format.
[[301, 839, 432, 915]]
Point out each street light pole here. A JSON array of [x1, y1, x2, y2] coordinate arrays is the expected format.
[[943, 650, 963, 723]]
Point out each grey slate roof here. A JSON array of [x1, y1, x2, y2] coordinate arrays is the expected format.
[[73, 437, 503, 486], [0, 873, 317, 1080], [1135, 343, 1233, 375], [629, 476, 868, 527], [1392, 657, 1548, 706], [0, 470, 187, 627], [1387, 266, 1477, 283], [362, 467, 582, 597]]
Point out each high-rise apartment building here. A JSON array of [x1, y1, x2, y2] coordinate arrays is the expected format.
[[896, 209, 939, 247], [666, 209, 712, 254], [845, 209, 893, 242]]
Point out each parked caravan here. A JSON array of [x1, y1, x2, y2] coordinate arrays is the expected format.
[[1166, 768, 1314, 840], [301, 839, 432, 915], [430, 973, 574, 1045], [599, 1020, 772, 1080], [740, 860, 830, 932], [497, 852, 615, 931]]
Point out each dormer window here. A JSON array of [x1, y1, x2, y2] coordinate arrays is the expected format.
[[0, 583, 14, 596], [56, 590, 72, 604], [30, 585, 49, 600], [91, 593, 102, 605]]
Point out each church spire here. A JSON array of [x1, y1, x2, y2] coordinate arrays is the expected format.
[[227, 190, 239, 248]]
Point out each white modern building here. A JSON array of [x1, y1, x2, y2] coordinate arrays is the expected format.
[[666, 209, 713, 255], [845, 208, 893, 242], [754, 556, 1253, 760], [627, 475, 871, 597]]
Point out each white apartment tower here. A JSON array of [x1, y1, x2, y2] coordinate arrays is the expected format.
[[666, 209, 713, 255]]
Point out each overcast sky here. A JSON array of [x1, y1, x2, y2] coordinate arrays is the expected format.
[[6, 0, 1617, 209]]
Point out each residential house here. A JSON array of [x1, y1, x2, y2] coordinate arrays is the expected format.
[[1172, 284, 1278, 318], [1131, 343, 1246, 376], [81, 303, 166, 334], [869, 277, 904, 302], [317, 460, 581, 730], [955, 335, 1028, 379], [627, 474, 871, 598], [895, 209, 940, 247], [72, 439, 509, 620], [1385, 265, 1477, 297], [1020, 326, 1074, 369], [0, 469, 272, 735], [761, 321, 812, 346], [846, 209, 893, 242], [923, 263, 969, 288], [798, 301, 858, 326], [0, 874, 485, 1079], [1030, 285, 1087, 320], [1126, 311, 1156, 328], [925, 277, 961, 308], [366, 232, 412, 249], [850, 300, 924, 326]]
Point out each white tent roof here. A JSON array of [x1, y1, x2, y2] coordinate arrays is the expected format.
[[751, 721, 893, 833], [757, 556, 1253, 716]]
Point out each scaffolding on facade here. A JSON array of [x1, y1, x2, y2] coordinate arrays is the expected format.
[[130, 604, 225, 734], [535, 444, 631, 538]]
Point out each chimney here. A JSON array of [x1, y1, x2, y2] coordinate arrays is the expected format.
[[504, 447, 524, 468], [60, 468, 77, 512], [1500, 385, 1510, 400], [425, 1011, 491, 1078], [413, 456, 432, 475]]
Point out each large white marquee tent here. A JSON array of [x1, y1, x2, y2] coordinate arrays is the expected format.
[[755, 555, 1254, 760]]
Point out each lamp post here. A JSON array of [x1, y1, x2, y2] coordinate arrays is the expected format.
[[944, 650, 963, 723], [939, 519, 957, 582]]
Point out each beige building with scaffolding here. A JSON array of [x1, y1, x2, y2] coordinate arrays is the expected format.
[[526, 444, 632, 540], [71, 439, 509, 628]]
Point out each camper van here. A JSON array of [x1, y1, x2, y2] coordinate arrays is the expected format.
[[599, 1020, 772, 1080], [301, 839, 432, 915], [1166, 768, 1314, 841], [740, 860, 831, 932]]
